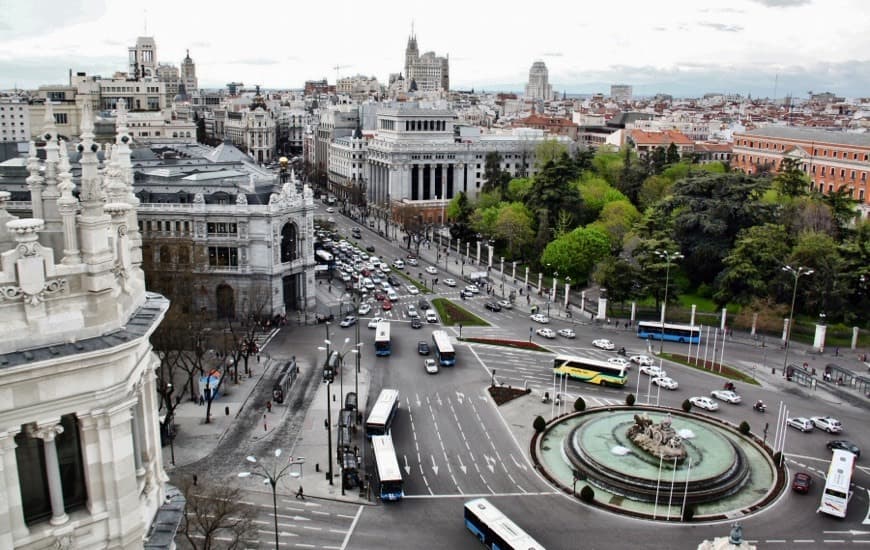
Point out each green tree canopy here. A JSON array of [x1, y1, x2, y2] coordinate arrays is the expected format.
[[773, 157, 811, 198], [535, 139, 569, 170], [493, 202, 535, 259], [526, 153, 583, 229], [506, 177, 533, 203], [714, 223, 791, 306], [577, 175, 630, 223], [482, 151, 512, 194], [540, 226, 610, 284], [589, 200, 641, 252]]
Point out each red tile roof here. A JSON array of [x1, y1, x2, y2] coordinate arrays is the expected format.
[[627, 129, 693, 145]]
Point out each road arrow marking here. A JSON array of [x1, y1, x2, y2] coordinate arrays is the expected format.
[[458, 455, 467, 475], [436, 393, 443, 407], [404, 455, 411, 475], [416, 393, 422, 408], [484, 454, 495, 473], [290, 516, 310, 521], [431, 454, 439, 476], [510, 454, 528, 471], [455, 391, 465, 404]]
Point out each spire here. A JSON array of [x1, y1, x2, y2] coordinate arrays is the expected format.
[[78, 101, 104, 211], [115, 99, 129, 139], [42, 101, 58, 141]]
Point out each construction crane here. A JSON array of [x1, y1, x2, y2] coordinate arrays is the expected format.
[[333, 64, 351, 84]]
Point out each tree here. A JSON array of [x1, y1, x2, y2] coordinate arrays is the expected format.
[[482, 152, 511, 194], [714, 224, 791, 306], [540, 226, 610, 284], [533, 415, 546, 433], [786, 230, 844, 316], [681, 399, 692, 412], [180, 479, 256, 550], [773, 157, 810, 197], [637, 174, 673, 211], [739, 420, 751, 435], [666, 142, 680, 164], [617, 145, 648, 204], [506, 177, 533, 203], [573, 397, 586, 412], [625, 393, 636, 406], [576, 175, 629, 224], [592, 257, 640, 305], [395, 203, 428, 256], [535, 139, 569, 170], [650, 146, 667, 175], [579, 485, 595, 503], [589, 200, 641, 252], [447, 191, 475, 241], [526, 153, 583, 229], [493, 202, 534, 259], [819, 187, 859, 238]]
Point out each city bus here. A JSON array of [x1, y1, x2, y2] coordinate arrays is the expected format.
[[371, 434, 404, 501], [375, 322, 392, 356], [464, 498, 546, 550], [636, 321, 700, 344], [819, 449, 856, 518], [315, 249, 335, 271], [431, 330, 456, 366], [553, 354, 628, 387], [365, 388, 399, 438]]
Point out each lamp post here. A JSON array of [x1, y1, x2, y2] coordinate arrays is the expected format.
[[238, 449, 298, 550], [552, 271, 558, 303], [564, 276, 571, 311], [655, 250, 684, 355], [319, 336, 360, 495], [782, 265, 813, 375]]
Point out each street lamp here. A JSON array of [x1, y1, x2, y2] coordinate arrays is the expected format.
[[655, 250, 684, 354], [782, 265, 813, 375], [318, 337, 360, 495], [238, 449, 299, 550]]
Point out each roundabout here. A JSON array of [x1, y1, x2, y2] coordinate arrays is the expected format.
[[533, 406, 785, 521]]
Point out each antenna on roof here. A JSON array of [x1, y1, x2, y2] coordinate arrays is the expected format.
[[144, 9, 148, 34]]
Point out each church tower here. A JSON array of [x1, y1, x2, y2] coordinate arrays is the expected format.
[[181, 49, 198, 94], [404, 26, 419, 90]]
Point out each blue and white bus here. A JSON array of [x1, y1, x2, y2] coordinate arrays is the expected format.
[[371, 434, 404, 501], [464, 498, 546, 550], [431, 330, 456, 366], [636, 321, 700, 344], [365, 388, 399, 438], [375, 322, 392, 356]]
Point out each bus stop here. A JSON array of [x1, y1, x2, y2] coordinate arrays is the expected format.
[[823, 364, 870, 395], [785, 363, 814, 386]]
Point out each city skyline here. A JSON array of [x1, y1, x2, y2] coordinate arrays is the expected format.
[[1, 0, 869, 97]]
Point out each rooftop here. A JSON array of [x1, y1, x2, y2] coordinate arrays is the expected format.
[[737, 126, 870, 147]]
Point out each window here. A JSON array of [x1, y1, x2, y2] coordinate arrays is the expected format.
[[208, 247, 238, 267], [54, 113, 68, 125]]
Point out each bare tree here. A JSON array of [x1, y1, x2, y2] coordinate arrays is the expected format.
[[395, 202, 428, 256], [180, 479, 256, 550]]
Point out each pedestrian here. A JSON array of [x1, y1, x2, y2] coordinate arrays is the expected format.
[[296, 485, 304, 499], [193, 474, 198, 486], [834, 347, 839, 357], [266, 401, 272, 413]]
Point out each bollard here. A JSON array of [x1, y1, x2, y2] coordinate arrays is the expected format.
[[225, 406, 230, 416], [315, 463, 320, 472]]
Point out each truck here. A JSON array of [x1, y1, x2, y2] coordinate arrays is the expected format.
[[469, 271, 489, 285]]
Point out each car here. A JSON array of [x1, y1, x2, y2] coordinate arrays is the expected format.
[[407, 305, 419, 317], [689, 396, 719, 411], [630, 355, 654, 366], [406, 257, 418, 266], [530, 313, 550, 324], [393, 259, 405, 269], [608, 357, 629, 367], [411, 317, 423, 329], [484, 302, 502, 312], [787, 417, 814, 432], [380, 281, 392, 291], [810, 416, 843, 434], [381, 300, 393, 311], [826, 440, 860, 457], [358, 303, 372, 316], [460, 288, 475, 298], [497, 299, 513, 309], [443, 278, 457, 287], [792, 472, 813, 494], [652, 376, 679, 390], [639, 365, 666, 377], [327, 217, 335, 223], [325, 207, 335, 213], [710, 390, 742, 404], [371, 275, 382, 284], [388, 275, 402, 287], [374, 291, 386, 302], [557, 328, 576, 339], [417, 341, 430, 355], [418, 299, 431, 310], [464, 285, 480, 294], [407, 285, 420, 295], [352, 231, 361, 239], [365, 245, 375, 252], [339, 315, 357, 328], [424, 358, 439, 374], [425, 266, 438, 275], [386, 289, 398, 301], [425, 310, 438, 323], [536, 328, 556, 339], [367, 317, 383, 329], [592, 339, 615, 350]]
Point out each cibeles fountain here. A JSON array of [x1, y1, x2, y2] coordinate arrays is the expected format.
[[533, 407, 784, 521]]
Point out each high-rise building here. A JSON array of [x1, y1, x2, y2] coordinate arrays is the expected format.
[[525, 61, 552, 101], [611, 84, 633, 103], [128, 36, 158, 80], [181, 50, 198, 95], [403, 32, 449, 93]]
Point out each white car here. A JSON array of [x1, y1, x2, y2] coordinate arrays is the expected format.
[[464, 285, 480, 294], [443, 278, 457, 287], [425, 310, 438, 323], [325, 207, 335, 213], [358, 303, 372, 316], [407, 285, 420, 295], [367, 317, 384, 329], [592, 339, 615, 350], [787, 417, 814, 432], [710, 390, 742, 404], [689, 396, 719, 411], [810, 416, 843, 433], [393, 259, 405, 269], [407, 257, 418, 266], [607, 357, 629, 367], [339, 315, 357, 328], [425, 266, 438, 275], [630, 355, 654, 366], [557, 328, 576, 339], [639, 365, 666, 377], [652, 376, 679, 390], [530, 313, 550, 324], [424, 358, 439, 374], [407, 305, 419, 318], [386, 289, 398, 301], [381, 264, 392, 273], [497, 299, 513, 309], [536, 328, 556, 339]]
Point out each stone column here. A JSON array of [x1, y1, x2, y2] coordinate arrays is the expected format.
[[428, 164, 435, 200], [77, 413, 107, 515], [0, 430, 29, 543], [524, 266, 529, 288], [33, 422, 68, 526]]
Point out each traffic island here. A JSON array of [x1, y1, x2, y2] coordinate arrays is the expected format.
[[488, 385, 531, 406]]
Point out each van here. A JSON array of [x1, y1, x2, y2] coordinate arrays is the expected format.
[[425, 310, 438, 323]]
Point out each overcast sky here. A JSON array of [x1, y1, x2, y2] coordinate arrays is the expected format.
[[1, 0, 869, 98]]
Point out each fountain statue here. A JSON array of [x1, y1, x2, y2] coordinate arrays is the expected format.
[[626, 413, 688, 463]]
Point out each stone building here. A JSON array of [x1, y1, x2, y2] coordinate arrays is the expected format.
[[0, 102, 169, 548], [403, 32, 449, 93], [525, 61, 553, 101]]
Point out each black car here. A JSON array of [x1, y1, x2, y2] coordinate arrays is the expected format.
[[418, 299, 431, 310], [484, 302, 502, 312], [827, 440, 861, 457], [388, 275, 402, 287], [365, 245, 376, 252], [417, 341, 430, 355], [411, 317, 423, 329]]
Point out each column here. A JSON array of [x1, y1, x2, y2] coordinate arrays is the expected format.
[[0, 430, 29, 542], [524, 266, 529, 288], [33, 422, 68, 526], [537, 272, 543, 291], [476, 241, 481, 265], [512, 261, 517, 282], [411, 165, 419, 200], [564, 281, 571, 309], [77, 413, 107, 515], [447, 164, 454, 198]]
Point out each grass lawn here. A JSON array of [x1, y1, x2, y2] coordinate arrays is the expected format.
[[393, 269, 431, 294], [431, 298, 488, 327], [460, 337, 550, 353], [664, 353, 760, 386]]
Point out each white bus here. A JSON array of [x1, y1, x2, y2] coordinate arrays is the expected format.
[[365, 388, 399, 438], [375, 321, 392, 356], [371, 434, 404, 501], [819, 449, 856, 518], [431, 330, 456, 366], [464, 498, 546, 550]]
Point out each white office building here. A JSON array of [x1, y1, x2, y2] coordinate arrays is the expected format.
[[525, 61, 553, 101]]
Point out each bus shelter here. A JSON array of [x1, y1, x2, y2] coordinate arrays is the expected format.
[[824, 364, 870, 395], [785, 363, 813, 386]]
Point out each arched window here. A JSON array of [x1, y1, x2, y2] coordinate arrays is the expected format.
[[177, 245, 190, 265], [280, 222, 298, 262], [159, 245, 171, 263], [216, 283, 235, 319]]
